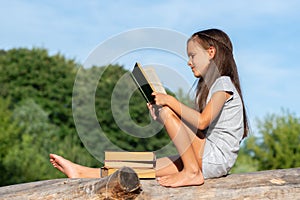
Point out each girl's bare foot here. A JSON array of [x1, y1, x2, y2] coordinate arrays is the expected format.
[[49, 154, 100, 178], [157, 169, 204, 187]]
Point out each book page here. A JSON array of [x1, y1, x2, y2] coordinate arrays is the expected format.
[[105, 151, 155, 161], [144, 67, 166, 94], [104, 160, 154, 168]]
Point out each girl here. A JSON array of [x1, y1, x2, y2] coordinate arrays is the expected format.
[[50, 28, 248, 187], [149, 28, 248, 187]]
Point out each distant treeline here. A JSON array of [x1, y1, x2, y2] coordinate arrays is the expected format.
[[0, 48, 174, 186]]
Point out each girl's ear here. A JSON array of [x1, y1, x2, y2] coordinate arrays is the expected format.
[[208, 46, 216, 59]]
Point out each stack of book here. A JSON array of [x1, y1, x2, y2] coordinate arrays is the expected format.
[[101, 151, 156, 179]]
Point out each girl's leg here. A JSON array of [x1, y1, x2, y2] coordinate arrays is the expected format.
[[156, 107, 206, 187], [156, 155, 183, 177], [156, 129, 206, 178], [49, 154, 100, 178]]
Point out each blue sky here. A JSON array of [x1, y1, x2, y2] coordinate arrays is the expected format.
[[1, 0, 300, 130]]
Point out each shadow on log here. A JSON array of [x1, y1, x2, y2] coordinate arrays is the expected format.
[[0, 167, 299, 199]]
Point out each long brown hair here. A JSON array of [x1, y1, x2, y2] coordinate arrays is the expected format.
[[189, 29, 249, 138]]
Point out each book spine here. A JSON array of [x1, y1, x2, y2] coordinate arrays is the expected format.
[[104, 161, 155, 169], [101, 167, 155, 179], [104, 152, 155, 161]]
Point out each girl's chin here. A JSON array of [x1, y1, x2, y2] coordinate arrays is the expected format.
[[192, 69, 202, 78], [193, 72, 202, 78]]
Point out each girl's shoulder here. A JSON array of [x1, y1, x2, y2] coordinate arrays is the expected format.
[[206, 76, 236, 103], [210, 76, 234, 93]]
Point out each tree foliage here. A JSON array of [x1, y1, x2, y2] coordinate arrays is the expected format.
[[72, 65, 175, 162], [0, 97, 22, 185], [0, 48, 174, 185], [0, 48, 77, 130], [245, 110, 300, 170], [2, 99, 59, 184], [231, 110, 300, 173], [0, 48, 98, 185]]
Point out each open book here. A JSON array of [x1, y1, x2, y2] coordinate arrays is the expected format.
[[130, 62, 166, 104]]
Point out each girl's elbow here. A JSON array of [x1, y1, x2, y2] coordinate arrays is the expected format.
[[198, 120, 210, 130], [198, 124, 207, 130]]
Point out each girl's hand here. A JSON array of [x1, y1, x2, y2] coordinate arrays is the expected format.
[[148, 92, 173, 123], [147, 103, 158, 120], [147, 103, 164, 124], [152, 92, 171, 106]]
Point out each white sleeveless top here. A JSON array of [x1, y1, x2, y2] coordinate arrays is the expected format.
[[202, 76, 244, 179]]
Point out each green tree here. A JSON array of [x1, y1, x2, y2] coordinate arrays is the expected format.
[[0, 48, 99, 185], [250, 110, 300, 170], [0, 48, 178, 185], [73, 65, 174, 162], [0, 98, 22, 185], [175, 88, 194, 107], [230, 144, 259, 174], [238, 110, 300, 172], [0, 48, 77, 131], [1, 99, 59, 185]]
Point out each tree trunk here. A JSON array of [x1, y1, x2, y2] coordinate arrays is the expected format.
[[0, 167, 299, 200], [138, 167, 300, 200], [0, 166, 141, 200]]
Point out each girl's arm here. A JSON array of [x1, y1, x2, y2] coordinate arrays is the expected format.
[[152, 91, 231, 130]]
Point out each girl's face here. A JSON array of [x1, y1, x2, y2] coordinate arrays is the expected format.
[[187, 40, 212, 78]]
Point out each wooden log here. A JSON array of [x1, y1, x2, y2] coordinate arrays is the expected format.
[[1, 167, 299, 199], [0, 166, 141, 200], [138, 167, 300, 200]]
